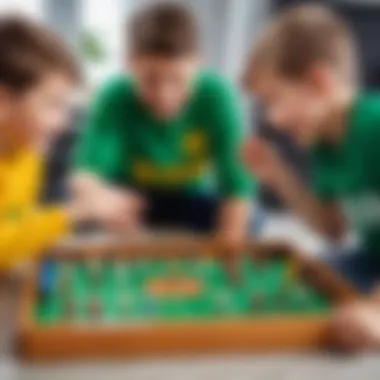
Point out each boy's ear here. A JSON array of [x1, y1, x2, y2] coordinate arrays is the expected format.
[[307, 63, 335, 93]]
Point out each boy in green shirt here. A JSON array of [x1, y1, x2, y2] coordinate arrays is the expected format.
[[243, 5, 380, 351], [72, 3, 254, 247]]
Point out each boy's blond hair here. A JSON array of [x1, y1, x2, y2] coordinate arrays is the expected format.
[[243, 5, 356, 88]]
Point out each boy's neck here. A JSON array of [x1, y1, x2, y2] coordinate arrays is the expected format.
[[0, 135, 15, 157], [320, 86, 356, 145], [0, 133, 35, 158], [0, 142, 21, 158]]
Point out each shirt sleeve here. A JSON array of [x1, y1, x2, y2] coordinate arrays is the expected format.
[[0, 151, 70, 270], [73, 76, 129, 183], [310, 150, 337, 201], [207, 77, 257, 199], [0, 207, 69, 270]]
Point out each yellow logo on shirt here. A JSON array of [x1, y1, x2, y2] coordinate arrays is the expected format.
[[134, 161, 156, 182], [132, 159, 209, 187], [183, 131, 206, 156], [132, 130, 209, 187]]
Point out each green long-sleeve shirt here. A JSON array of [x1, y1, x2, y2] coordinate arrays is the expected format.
[[74, 71, 255, 198], [311, 93, 380, 255]]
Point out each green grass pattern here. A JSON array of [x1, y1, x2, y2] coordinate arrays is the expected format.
[[35, 256, 331, 325]]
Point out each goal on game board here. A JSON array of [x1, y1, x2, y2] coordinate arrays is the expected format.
[[19, 237, 357, 360]]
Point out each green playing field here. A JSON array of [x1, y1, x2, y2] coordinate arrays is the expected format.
[[35, 256, 331, 325]]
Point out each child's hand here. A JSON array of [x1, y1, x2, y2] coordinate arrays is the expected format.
[[330, 300, 380, 352], [217, 226, 246, 253], [243, 137, 283, 186], [216, 199, 250, 254], [97, 188, 145, 231], [68, 185, 146, 231]]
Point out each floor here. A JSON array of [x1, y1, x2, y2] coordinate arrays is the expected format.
[[14, 354, 380, 380], [2, 213, 378, 380]]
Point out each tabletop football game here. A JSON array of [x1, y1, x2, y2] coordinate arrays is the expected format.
[[19, 237, 357, 360]]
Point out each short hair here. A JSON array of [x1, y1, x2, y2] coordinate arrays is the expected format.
[[128, 2, 199, 57], [243, 5, 356, 87], [0, 14, 80, 93]]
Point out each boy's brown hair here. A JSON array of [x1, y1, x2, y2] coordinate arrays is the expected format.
[[0, 14, 80, 93], [128, 2, 199, 57], [243, 5, 356, 87]]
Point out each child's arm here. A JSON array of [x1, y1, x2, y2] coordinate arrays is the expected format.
[[71, 78, 144, 229], [0, 166, 136, 270], [0, 205, 72, 269], [331, 298, 380, 352], [269, 166, 346, 240], [0, 192, 139, 270], [70, 172, 144, 230], [217, 198, 252, 248], [208, 77, 256, 248], [244, 137, 347, 241]]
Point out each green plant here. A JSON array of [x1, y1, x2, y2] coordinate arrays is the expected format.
[[79, 30, 106, 64]]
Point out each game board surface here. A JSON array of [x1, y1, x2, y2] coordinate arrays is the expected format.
[[35, 255, 331, 325]]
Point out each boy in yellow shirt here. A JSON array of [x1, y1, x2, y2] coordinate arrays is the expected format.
[[0, 15, 133, 270]]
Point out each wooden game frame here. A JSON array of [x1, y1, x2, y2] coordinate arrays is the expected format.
[[19, 237, 357, 360]]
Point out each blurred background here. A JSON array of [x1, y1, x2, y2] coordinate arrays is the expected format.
[[0, 0, 268, 86]]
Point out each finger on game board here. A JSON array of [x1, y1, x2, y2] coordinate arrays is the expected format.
[[221, 248, 240, 284], [88, 297, 102, 320]]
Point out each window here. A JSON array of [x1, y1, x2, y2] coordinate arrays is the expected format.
[[0, 0, 43, 18], [81, 0, 129, 84]]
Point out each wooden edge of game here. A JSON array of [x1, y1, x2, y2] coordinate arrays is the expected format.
[[45, 236, 294, 259], [18, 238, 359, 360]]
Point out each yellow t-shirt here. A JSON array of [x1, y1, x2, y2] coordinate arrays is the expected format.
[[0, 148, 69, 269]]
